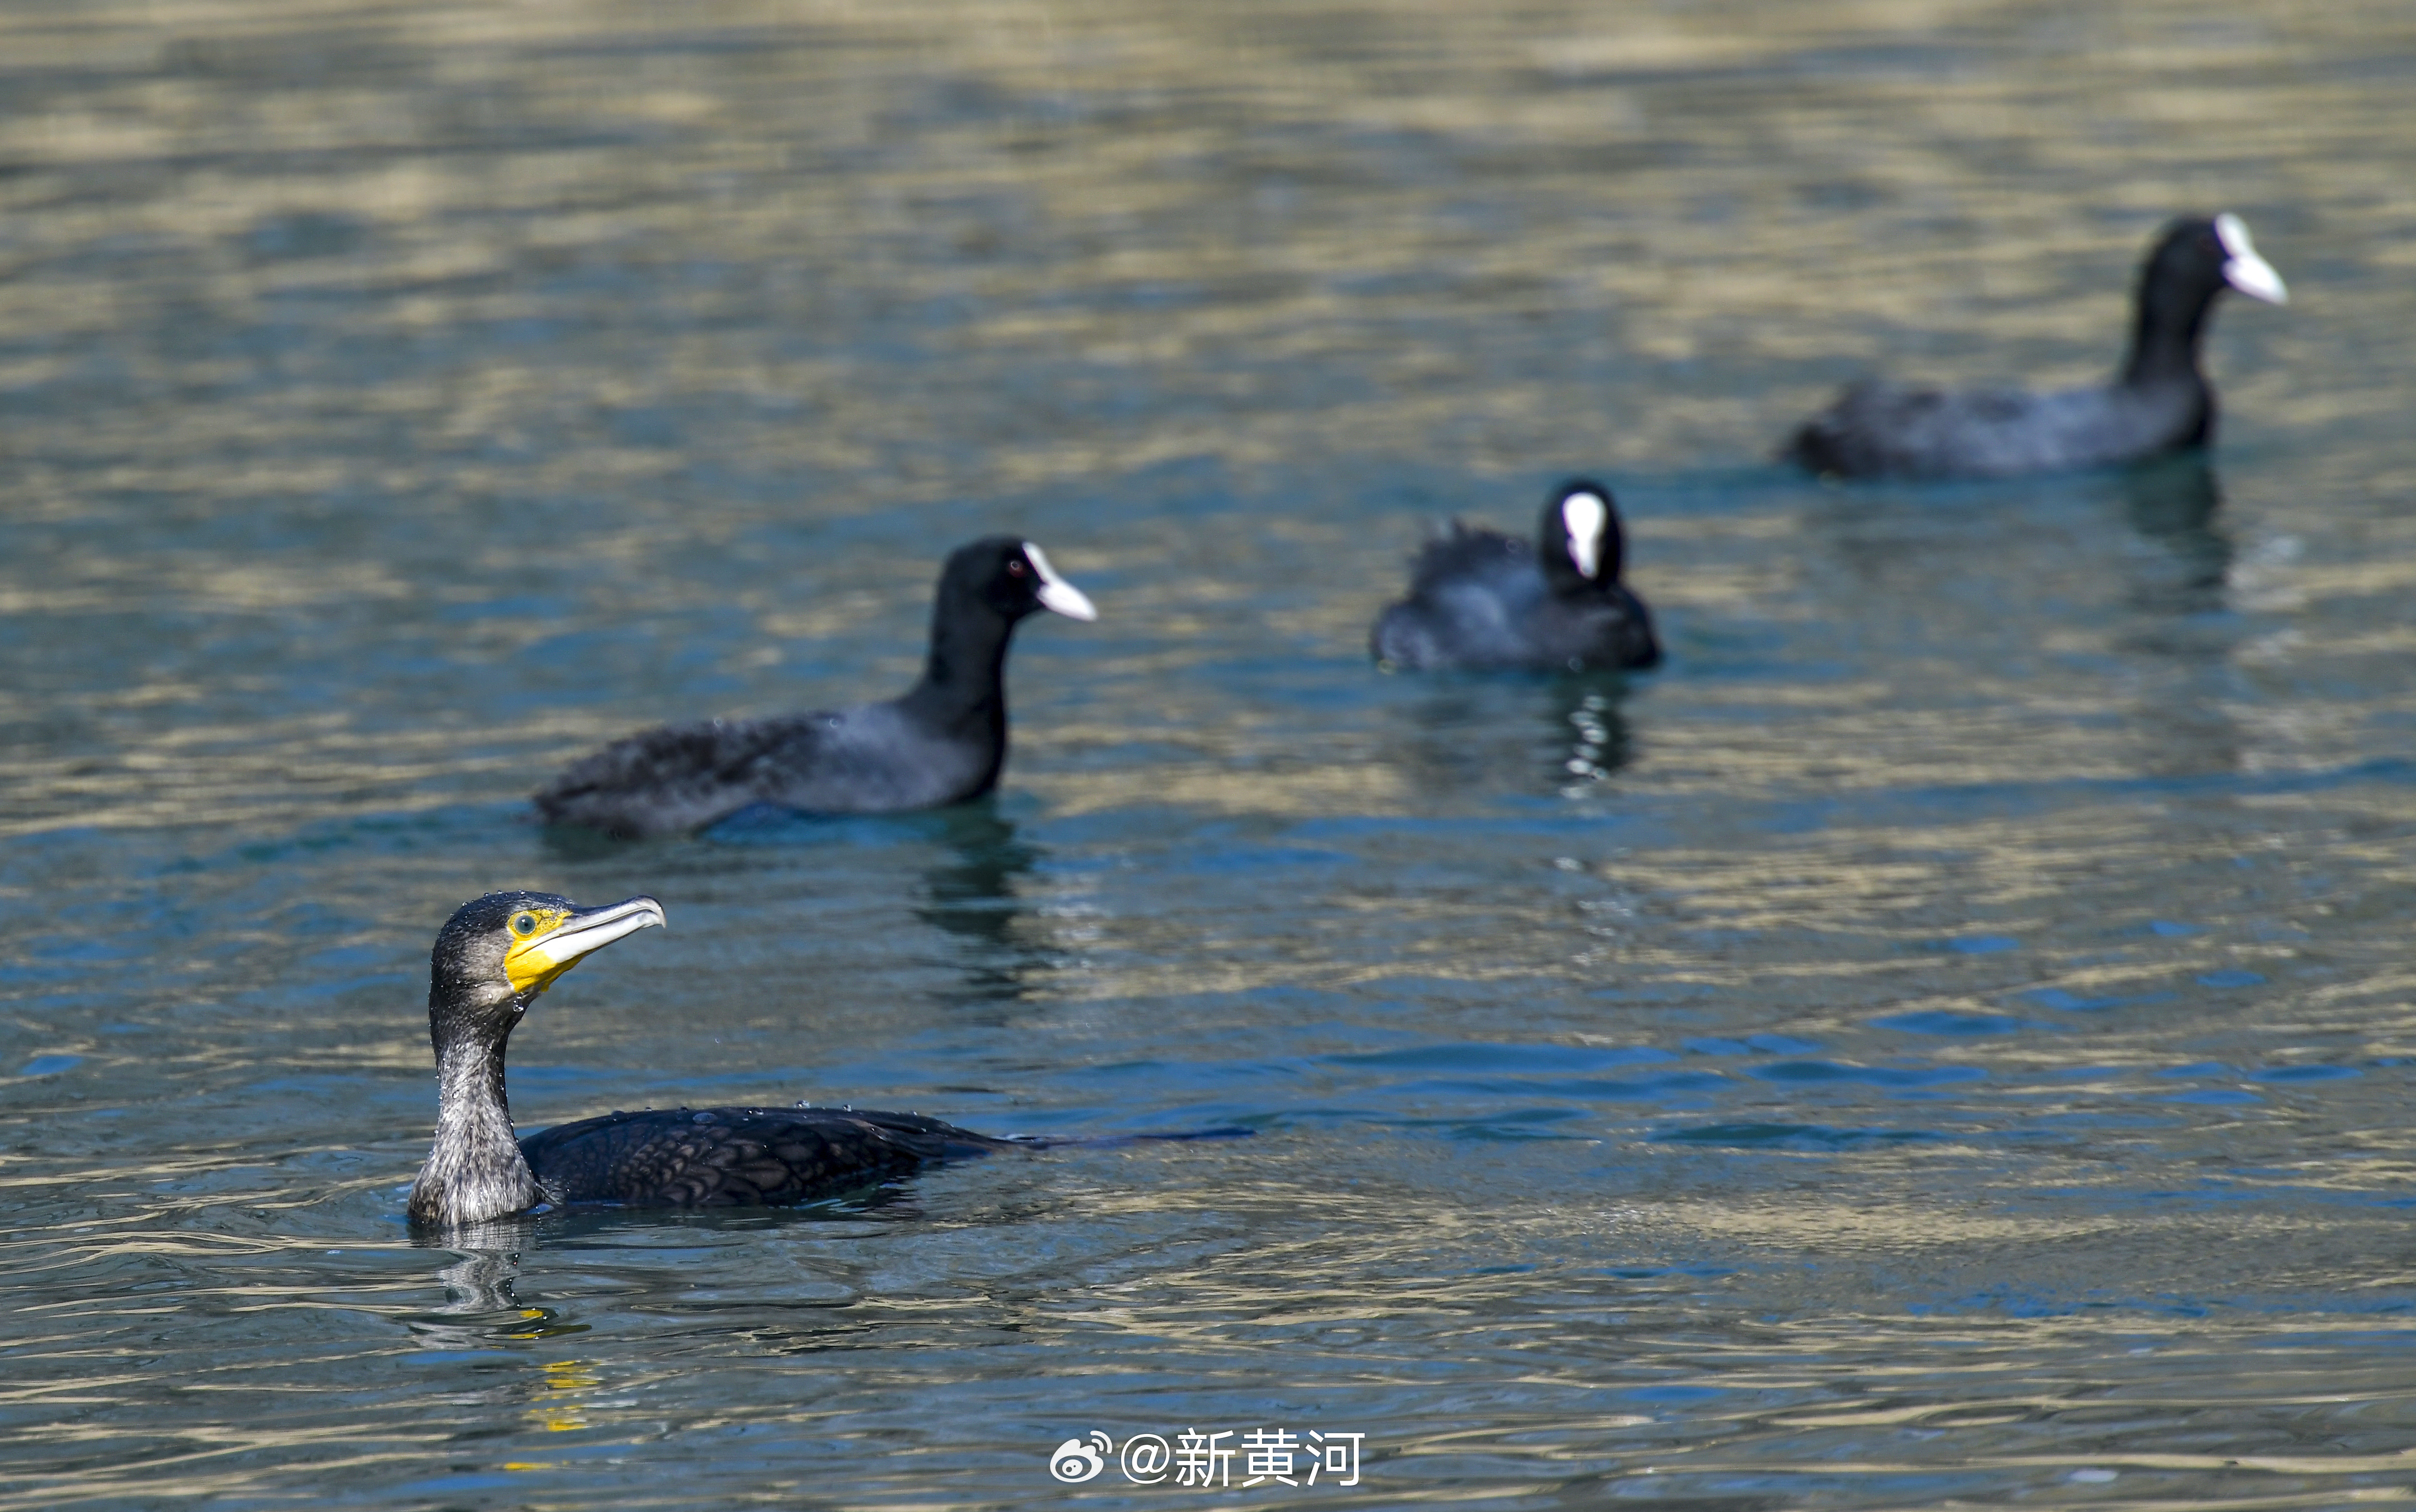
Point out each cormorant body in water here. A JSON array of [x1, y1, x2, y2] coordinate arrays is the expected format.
[[408, 891, 1013, 1229], [534, 536, 1097, 838], [1782, 213, 2287, 479], [1370, 478, 1661, 673]]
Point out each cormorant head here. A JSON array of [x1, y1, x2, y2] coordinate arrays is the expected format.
[[1536, 479, 1626, 595], [941, 535, 1099, 626], [428, 891, 665, 1053]]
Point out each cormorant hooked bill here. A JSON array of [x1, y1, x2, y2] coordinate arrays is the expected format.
[[408, 891, 1013, 1229], [533, 536, 1097, 838]]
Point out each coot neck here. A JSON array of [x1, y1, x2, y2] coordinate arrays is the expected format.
[[1540, 550, 1612, 600], [1536, 523, 1620, 599], [902, 593, 1018, 737], [2121, 278, 2218, 391]]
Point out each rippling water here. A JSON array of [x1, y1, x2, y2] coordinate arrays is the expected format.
[[5, 0, 2416, 1506]]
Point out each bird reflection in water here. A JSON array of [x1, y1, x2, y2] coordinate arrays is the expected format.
[[408, 1227, 609, 1443], [2112, 456, 2242, 779], [408, 1220, 564, 1346], [914, 805, 1054, 1010], [1396, 675, 1640, 799], [547, 800, 1056, 1009], [2116, 454, 2231, 618]]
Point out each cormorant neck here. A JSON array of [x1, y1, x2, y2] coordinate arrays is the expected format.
[[902, 594, 1019, 735], [409, 1003, 541, 1228], [436, 1030, 513, 1131]]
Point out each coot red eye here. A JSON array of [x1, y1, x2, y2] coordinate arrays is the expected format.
[[1007, 558, 1028, 576]]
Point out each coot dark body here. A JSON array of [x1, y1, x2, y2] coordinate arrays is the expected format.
[[1371, 479, 1660, 673], [534, 536, 1096, 838], [1784, 214, 2286, 480]]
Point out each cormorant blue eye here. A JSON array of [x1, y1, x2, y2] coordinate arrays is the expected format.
[[512, 913, 538, 937]]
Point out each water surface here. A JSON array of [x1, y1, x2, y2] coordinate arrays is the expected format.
[[5, 0, 2416, 1506]]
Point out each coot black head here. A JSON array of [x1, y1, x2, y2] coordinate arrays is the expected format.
[[2125, 213, 2287, 384], [913, 534, 1096, 725], [939, 535, 1099, 627], [1535, 479, 1627, 595]]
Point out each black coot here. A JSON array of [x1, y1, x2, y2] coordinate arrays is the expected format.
[[1370, 479, 1660, 673], [1783, 213, 2287, 479], [534, 536, 1096, 838]]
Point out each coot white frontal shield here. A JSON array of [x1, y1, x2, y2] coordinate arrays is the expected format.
[[1022, 543, 1099, 621], [2214, 213, 2287, 305], [1561, 492, 1609, 580]]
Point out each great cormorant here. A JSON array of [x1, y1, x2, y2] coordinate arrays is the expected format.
[[407, 891, 1011, 1229]]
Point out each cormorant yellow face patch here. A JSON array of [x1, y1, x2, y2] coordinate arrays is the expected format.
[[502, 907, 579, 994], [498, 895, 667, 998]]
